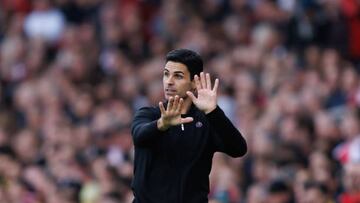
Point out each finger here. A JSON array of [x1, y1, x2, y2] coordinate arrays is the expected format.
[[180, 117, 194, 124], [176, 98, 183, 112], [206, 73, 211, 89], [200, 72, 206, 89], [213, 78, 219, 92], [167, 96, 173, 111], [159, 102, 166, 115], [186, 91, 197, 102], [172, 95, 179, 111], [194, 75, 201, 90]]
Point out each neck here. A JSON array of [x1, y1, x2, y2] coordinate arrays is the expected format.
[[181, 97, 193, 114]]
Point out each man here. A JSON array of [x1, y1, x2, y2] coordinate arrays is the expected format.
[[131, 49, 247, 203], [303, 181, 333, 203]]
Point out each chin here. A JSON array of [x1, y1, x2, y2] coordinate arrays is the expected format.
[[164, 94, 172, 100], [164, 94, 185, 100]]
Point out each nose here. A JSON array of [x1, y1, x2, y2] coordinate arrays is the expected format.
[[165, 76, 174, 85]]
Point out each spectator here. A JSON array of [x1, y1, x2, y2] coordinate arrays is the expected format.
[[24, 0, 65, 43]]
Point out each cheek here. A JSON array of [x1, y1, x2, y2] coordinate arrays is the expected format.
[[176, 83, 190, 92], [181, 82, 192, 88]]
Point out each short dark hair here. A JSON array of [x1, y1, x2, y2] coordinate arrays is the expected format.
[[268, 180, 290, 194], [165, 49, 203, 80], [304, 181, 328, 195]]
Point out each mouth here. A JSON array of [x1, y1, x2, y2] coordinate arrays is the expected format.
[[165, 88, 177, 95]]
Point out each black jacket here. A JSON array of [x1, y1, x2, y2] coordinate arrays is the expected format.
[[131, 104, 247, 203]]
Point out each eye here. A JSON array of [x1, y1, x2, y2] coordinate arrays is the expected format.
[[163, 71, 169, 77], [174, 74, 183, 79]]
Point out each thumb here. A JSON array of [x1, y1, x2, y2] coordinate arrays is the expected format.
[[180, 117, 193, 124], [186, 91, 197, 102]]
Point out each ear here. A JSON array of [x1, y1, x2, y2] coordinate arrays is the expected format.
[[191, 78, 196, 91]]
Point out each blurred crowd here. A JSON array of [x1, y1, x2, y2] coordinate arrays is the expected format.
[[0, 0, 360, 202]]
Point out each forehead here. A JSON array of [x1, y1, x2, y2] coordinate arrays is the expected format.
[[164, 61, 189, 74]]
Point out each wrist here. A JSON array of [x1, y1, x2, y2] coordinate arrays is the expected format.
[[157, 118, 170, 131]]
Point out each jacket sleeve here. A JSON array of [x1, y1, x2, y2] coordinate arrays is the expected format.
[[131, 107, 164, 147], [206, 106, 247, 157]]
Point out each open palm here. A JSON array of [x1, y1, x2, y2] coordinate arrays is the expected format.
[[187, 72, 219, 114], [158, 96, 193, 131]]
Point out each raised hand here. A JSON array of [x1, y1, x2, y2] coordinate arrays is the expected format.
[[186, 72, 219, 114], [157, 95, 194, 131]]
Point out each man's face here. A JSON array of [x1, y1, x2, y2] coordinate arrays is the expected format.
[[163, 61, 194, 100], [303, 188, 327, 203]]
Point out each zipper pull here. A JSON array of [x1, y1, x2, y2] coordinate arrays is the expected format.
[[181, 124, 184, 131]]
